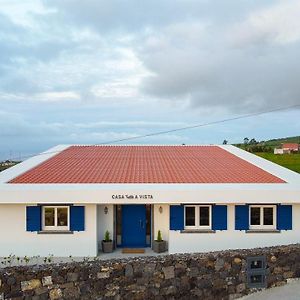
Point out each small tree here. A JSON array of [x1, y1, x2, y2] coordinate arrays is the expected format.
[[102, 230, 113, 253], [104, 230, 111, 242], [156, 230, 163, 242], [244, 137, 249, 145]]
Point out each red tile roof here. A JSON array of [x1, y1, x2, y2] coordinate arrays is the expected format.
[[282, 143, 299, 151], [9, 146, 285, 184]]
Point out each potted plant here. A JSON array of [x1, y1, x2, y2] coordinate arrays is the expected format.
[[102, 230, 113, 253], [153, 230, 167, 253]]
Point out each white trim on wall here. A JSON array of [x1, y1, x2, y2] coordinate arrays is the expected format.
[[184, 205, 212, 230], [249, 205, 276, 230], [42, 206, 70, 231]]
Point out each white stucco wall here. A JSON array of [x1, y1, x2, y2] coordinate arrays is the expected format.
[[153, 204, 169, 245], [169, 204, 300, 254], [1, 202, 300, 256], [97, 204, 114, 248], [0, 204, 98, 257]]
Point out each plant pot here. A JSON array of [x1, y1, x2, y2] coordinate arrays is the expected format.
[[152, 240, 167, 253], [102, 241, 114, 253]]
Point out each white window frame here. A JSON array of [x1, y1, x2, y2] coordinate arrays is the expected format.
[[42, 206, 70, 231], [184, 205, 212, 230], [249, 205, 276, 230]]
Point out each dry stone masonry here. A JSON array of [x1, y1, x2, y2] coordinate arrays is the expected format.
[[1, 244, 300, 299]]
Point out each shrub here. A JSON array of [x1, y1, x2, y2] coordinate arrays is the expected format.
[[157, 230, 163, 242], [104, 230, 111, 242]]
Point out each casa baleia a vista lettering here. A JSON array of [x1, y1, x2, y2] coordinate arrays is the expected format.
[[112, 194, 154, 200]]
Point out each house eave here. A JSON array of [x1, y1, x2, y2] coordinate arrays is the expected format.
[[0, 182, 299, 205]]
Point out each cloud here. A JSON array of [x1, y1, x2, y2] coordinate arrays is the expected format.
[[0, 109, 187, 140], [3, 0, 300, 112], [0, 109, 188, 159], [42, 0, 207, 33], [231, 0, 300, 46], [136, 5, 300, 112], [0, 0, 299, 159]]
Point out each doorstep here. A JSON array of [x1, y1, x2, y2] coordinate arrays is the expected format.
[[97, 248, 168, 260]]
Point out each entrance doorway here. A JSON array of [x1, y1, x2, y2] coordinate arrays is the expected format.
[[116, 204, 152, 248]]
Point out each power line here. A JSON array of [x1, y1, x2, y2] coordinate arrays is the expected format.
[[97, 104, 300, 144], [6, 103, 300, 161]]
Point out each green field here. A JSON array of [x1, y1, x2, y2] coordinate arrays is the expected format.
[[255, 153, 300, 173], [0, 165, 10, 172], [0, 162, 19, 172]]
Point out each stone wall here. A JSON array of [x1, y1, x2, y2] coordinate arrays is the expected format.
[[1, 244, 300, 300]]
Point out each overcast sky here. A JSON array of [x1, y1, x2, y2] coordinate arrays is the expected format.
[[0, 0, 300, 160]]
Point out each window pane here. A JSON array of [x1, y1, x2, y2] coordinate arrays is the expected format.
[[199, 207, 210, 226], [263, 207, 273, 225], [251, 207, 260, 225], [250, 274, 263, 284], [250, 260, 263, 269], [185, 207, 195, 226], [57, 208, 68, 226], [146, 204, 151, 235], [116, 205, 122, 235], [45, 208, 55, 226]]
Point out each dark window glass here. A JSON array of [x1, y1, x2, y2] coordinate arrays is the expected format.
[[116, 205, 122, 235], [45, 208, 55, 226], [116, 205, 122, 246], [57, 208, 68, 226], [146, 204, 151, 235], [185, 207, 195, 226], [250, 274, 263, 284], [250, 260, 263, 269], [263, 207, 273, 225], [199, 207, 210, 226], [250, 207, 260, 225]]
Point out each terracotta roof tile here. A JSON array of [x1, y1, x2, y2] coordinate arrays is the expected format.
[[9, 146, 285, 184], [282, 143, 299, 150]]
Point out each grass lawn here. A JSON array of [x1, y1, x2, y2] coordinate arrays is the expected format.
[[0, 162, 19, 172], [255, 152, 300, 174], [0, 166, 8, 172]]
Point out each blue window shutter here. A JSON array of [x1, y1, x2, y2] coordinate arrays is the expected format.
[[212, 205, 227, 230], [170, 205, 184, 230], [70, 206, 85, 231], [26, 206, 41, 231], [235, 205, 249, 230], [277, 205, 292, 230]]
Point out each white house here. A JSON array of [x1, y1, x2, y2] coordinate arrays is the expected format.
[[0, 145, 300, 257], [274, 143, 299, 154]]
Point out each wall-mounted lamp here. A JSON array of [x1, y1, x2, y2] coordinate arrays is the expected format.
[[104, 206, 108, 214], [159, 206, 163, 214]]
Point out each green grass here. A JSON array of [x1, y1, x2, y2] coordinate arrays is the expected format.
[[0, 166, 8, 172], [0, 162, 20, 172], [255, 152, 300, 173]]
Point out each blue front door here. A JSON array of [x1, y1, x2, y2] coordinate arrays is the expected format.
[[122, 205, 146, 247]]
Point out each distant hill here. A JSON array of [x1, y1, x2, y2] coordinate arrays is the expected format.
[[259, 136, 300, 148], [234, 136, 300, 174], [234, 135, 300, 150]]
